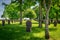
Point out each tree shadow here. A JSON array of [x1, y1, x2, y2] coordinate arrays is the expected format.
[[32, 27, 45, 33], [30, 37, 46, 40], [0, 24, 57, 40], [0, 24, 38, 40], [49, 28, 57, 31], [0, 24, 27, 40]]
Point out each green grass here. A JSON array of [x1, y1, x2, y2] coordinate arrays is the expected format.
[[0, 21, 60, 40]]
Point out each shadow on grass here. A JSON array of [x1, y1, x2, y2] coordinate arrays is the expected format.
[[32, 27, 44, 33], [0, 24, 46, 40], [49, 28, 57, 31], [32, 26, 57, 33], [29, 37, 45, 40], [0, 24, 57, 40]]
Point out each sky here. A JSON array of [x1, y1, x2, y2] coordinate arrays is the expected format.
[[0, 0, 11, 18]]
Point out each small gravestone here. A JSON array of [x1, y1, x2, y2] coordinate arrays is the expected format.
[[51, 19, 53, 23], [48, 20, 50, 25], [58, 20, 60, 24], [54, 20, 57, 27], [2, 20, 5, 26], [0, 18, 5, 26], [11, 20, 14, 23], [7, 18, 10, 24], [26, 20, 32, 32], [8, 20, 10, 24]]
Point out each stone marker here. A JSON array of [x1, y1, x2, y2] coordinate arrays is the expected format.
[[8, 20, 10, 24], [26, 20, 32, 32], [1, 18, 5, 26], [2, 20, 5, 26], [54, 20, 57, 27], [7, 18, 10, 24]]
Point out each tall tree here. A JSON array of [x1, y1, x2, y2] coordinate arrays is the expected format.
[[43, 0, 52, 39], [18, 0, 22, 24], [11, 0, 36, 24], [3, 2, 20, 24], [32, 0, 43, 28], [39, 1, 43, 28]]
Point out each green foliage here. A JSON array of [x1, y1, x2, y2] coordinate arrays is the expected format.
[[3, 0, 60, 20], [3, 3, 20, 19], [49, 2, 60, 19], [49, 7, 56, 19], [23, 9, 37, 19], [32, 6, 39, 19]]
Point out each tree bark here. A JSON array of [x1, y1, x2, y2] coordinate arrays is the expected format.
[[2, 20, 5, 26], [43, 0, 52, 39], [45, 9, 50, 39], [19, 0, 22, 24], [39, 2, 42, 28], [20, 11, 22, 24]]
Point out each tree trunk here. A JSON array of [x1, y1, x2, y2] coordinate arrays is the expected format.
[[43, 0, 52, 39], [19, 0, 22, 24], [39, 2, 42, 28], [45, 10, 50, 39], [56, 11, 58, 23], [48, 19, 50, 25], [11, 20, 14, 24], [20, 11, 22, 24]]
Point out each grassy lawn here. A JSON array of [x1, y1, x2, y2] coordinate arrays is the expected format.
[[0, 20, 60, 40]]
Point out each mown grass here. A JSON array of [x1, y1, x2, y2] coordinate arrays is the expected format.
[[0, 20, 60, 40]]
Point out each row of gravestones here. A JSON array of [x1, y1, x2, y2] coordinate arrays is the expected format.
[[1, 19, 58, 31], [0, 18, 10, 26], [1, 20, 10, 26], [1, 19, 58, 27], [35, 19, 60, 27], [48, 20, 59, 27]]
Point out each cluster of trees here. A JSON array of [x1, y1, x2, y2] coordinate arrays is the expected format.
[[2, 0, 60, 39]]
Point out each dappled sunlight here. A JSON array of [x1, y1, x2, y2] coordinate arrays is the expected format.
[[42, 24, 45, 27], [0, 23, 46, 40], [23, 36, 30, 40], [49, 24, 54, 28], [32, 24, 38, 27], [32, 31, 45, 38], [31, 20, 38, 24], [15, 30, 20, 33], [49, 24, 60, 40], [0, 21, 60, 40], [0, 0, 60, 40]]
